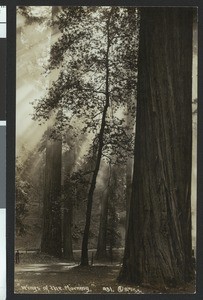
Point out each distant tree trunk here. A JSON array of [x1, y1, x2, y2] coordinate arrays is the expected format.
[[80, 11, 112, 266], [41, 8, 63, 258], [41, 138, 62, 257], [125, 127, 133, 231], [119, 8, 194, 286], [62, 144, 77, 261], [63, 185, 74, 260], [95, 189, 109, 260], [108, 200, 115, 263], [107, 168, 118, 262]]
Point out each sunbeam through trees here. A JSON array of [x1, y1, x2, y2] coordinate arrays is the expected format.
[[15, 6, 197, 294]]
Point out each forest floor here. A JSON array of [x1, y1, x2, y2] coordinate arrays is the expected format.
[[14, 253, 196, 294]]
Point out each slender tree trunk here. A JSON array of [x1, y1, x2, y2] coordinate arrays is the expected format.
[[80, 108, 109, 266], [41, 138, 62, 257], [95, 189, 109, 260], [80, 12, 112, 266], [119, 8, 194, 286]]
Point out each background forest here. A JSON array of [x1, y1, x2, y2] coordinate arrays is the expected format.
[[15, 6, 197, 293]]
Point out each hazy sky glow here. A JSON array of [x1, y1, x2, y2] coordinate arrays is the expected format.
[[16, 8, 60, 153]]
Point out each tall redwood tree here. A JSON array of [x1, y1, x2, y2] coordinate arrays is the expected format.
[[119, 7, 194, 286]]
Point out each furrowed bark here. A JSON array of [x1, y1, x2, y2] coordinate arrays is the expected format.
[[119, 8, 194, 286]]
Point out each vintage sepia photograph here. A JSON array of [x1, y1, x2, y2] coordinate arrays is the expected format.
[[15, 6, 197, 294]]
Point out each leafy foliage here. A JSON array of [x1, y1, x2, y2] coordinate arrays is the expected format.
[[24, 7, 140, 261], [16, 157, 30, 236], [16, 147, 45, 236], [16, 179, 30, 235], [32, 7, 139, 165]]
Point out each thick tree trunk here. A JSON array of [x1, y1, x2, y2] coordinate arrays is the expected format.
[[41, 138, 62, 257], [80, 12, 112, 266], [119, 8, 194, 286], [95, 190, 109, 260]]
